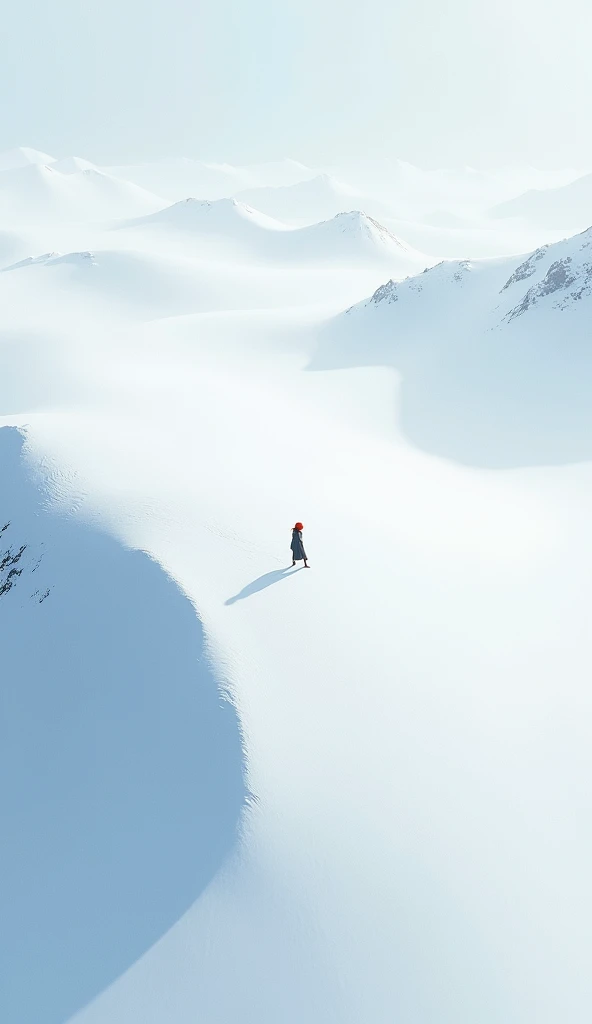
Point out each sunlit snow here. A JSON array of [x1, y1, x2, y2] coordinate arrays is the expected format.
[[1, 145, 592, 1024]]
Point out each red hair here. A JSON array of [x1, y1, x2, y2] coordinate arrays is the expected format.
[[294, 522, 303, 531]]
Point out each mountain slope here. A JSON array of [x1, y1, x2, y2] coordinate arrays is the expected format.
[[491, 173, 592, 229], [124, 200, 427, 271], [0, 243, 397, 320], [283, 211, 426, 269], [313, 227, 592, 466], [0, 426, 245, 1024], [234, 173, 397, 225], [49, 155, 100, 174], [0, 146, 56, 172], [0, 164, 166, 223], [135, 196, 285, 237]]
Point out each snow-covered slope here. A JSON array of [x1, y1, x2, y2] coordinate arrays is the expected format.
[[2, 146, 592, 1024], [125, 199, 427, 271], [49, 155, 100, 175], [0, 164, 165, 223], [490, 172, 592, 230], [134, 196, 286, 238], [287, 211, 426, 267], [349, 226, 592, 332], [314, 227, 592, 465], [234, 173, 398, 225], [0, 426, 245, 1024], [0, 244, 401, 320], [0, 146, 56, 171]]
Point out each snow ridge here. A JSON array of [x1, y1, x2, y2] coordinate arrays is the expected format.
[[362, 228, 592, 324], [502, 226, 592, 319]]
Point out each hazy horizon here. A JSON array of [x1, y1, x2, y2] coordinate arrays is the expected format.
[[2, 0, 591, 170]]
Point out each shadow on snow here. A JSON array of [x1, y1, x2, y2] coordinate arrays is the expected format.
[[309, 304, 592, 469], [225, 567, 302, 605], [0, 426, 246, 1024]]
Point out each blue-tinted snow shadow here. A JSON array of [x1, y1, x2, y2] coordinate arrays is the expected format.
[[225, 567, 302, 605], [309, 308, 592, 468], [0, 427, 246, 1024]]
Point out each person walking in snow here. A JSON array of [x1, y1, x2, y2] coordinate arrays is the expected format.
[[291, 522, 310, 568]]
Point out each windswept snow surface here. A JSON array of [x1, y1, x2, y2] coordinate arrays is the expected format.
[[2, 150, 592, 1024]]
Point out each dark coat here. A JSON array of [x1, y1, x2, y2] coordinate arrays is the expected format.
[[290, 529, 307, 561]]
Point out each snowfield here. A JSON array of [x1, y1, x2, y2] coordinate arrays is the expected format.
[[1, 145, 592, 1024]]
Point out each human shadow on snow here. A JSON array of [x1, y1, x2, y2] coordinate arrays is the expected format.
[[0, 427, 246, 1024], [225, 567, 302, 605]]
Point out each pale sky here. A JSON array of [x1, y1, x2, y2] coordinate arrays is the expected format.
[[1, 0, 591, 168]]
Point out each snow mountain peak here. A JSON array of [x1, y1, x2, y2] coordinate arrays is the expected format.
[[366, 257, 471, 307], [330, 210, 409, 248], [501, 226, 592, 320], [139, 195, 285, 233]]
